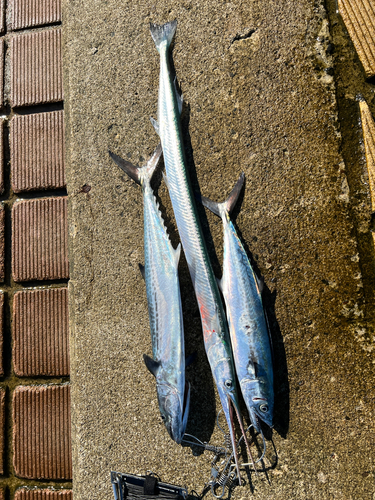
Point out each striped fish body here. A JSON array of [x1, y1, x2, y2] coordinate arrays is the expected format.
[[202, 174, 274, 432], [150, 23, 249, 476], [109, 146, 189, 444]]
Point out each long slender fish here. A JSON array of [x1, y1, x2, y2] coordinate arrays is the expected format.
[[201, 173, 274, 436], [149, 21, 252, 477], [109, 144, 190, 444]]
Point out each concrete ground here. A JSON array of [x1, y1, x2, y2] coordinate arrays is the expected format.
[[63, 0, 375, 498]]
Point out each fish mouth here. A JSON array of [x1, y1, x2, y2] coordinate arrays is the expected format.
[[157, 383, 188, 445], [226, 394, 259, 480], [168, 383, 191, 445], [226, 395, 241, 484]]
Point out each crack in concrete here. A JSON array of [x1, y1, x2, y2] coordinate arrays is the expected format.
[[230, 28, 256, 44]]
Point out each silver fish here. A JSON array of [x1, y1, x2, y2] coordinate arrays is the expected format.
[[200, 173, 274, 435], [109, 144, 190, 444], [150, 21, 252, 477]]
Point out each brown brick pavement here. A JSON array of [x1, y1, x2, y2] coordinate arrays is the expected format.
[[11, 111, 65, 193], [10, 29, 63, 107], [13, 288, 69, 376], [0, 292, 3, 376], [13, 385, 72, 479], [15, 490, 72, 500], [0, 39, 4, 108], [0, 205, 4, 282], [0, 389, 4, 475], [9, 0, 62, 31], [0, 0, 5, 34], [12, 197, 69, 282], [0, 120, 4, 194]]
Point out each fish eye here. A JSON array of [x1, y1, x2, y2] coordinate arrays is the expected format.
[[224, 379, 233, 389], [259, 404, 268, 413]]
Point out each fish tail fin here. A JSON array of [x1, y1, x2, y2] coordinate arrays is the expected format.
[[109, 143, 162, 186], [109, 150, 141, 185], [150, 20, 177, 52], [225, 172, 245, 214], [144, 142, 163, 181], [199, 194, 221, 217], [199, 172, 245, 217]]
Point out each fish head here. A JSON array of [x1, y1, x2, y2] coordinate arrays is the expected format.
[[213, 357, 240, 419], [156, 381, 190, 444], [213, 358, 250, 484], [240, 378, 274, 431]]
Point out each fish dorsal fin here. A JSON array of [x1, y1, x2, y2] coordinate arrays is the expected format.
[[143, 354, 161, 378], [150, 117, 160, 136], [109, 150, 141, 185]]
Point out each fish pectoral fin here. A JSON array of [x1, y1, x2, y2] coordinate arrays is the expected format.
[[255, 273, 264, 294], [138, 263, 145, 280], [150, 117, 160, 136], [143, 354, 161, 377]]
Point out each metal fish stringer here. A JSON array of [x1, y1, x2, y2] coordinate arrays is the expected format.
[[181, 409, 267, 499], [182, 426, 237, 499]]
